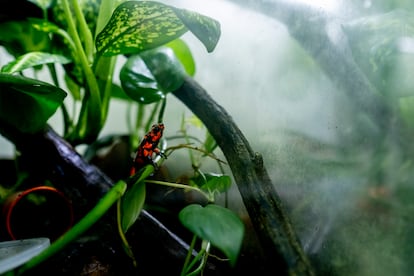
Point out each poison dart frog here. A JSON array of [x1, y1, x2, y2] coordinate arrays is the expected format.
[[130, 123, 165, 176]]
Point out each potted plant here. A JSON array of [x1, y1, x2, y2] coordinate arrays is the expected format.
[[0, 0, 313, 275]]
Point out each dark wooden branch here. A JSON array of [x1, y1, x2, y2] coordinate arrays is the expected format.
[[0, 125, 213, 274], [173, 76, 315, 275]]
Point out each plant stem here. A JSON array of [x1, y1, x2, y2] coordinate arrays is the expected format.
[[145, 101, 161, 131], [185, 255, 207, 276], [61, 0, 102, 141], [71, 0, 93, 62], [158, 97, 167, 123], [91, 0, 118, 129], [180, 234, 197, 276], [135, 102, 145, 132], [117, 198, 137, 267], [145, 179, 209, 200], [56, 29, 77, 52], [184, 240, 210, 276], [165, 144, 226, 164], [183, 247, 206, 276], [47, 63, 72, 134], [95, 55, 117, 124]]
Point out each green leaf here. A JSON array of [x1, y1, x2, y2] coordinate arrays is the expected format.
[[120, 54, 165, 104], [121, 165, 154, 233], [96, 1, 187, 57], [0, 73, 67, 133], [1, 52, 71, 74], [120, 46, 186, 104], [121, 181, 146, 233], [179, 204, 244, 266], [166, 39, 196, 76], [190, 173, 231, 194], [171, 7, 221, 53], [139, 47, 186, 92], [95, 1, 220, 57]]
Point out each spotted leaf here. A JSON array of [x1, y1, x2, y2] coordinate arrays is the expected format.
[[1, 52, 71, 74], [95, 1, 220, 57]]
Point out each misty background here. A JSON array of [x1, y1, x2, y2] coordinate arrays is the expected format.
[[2, 0, 414, 275]]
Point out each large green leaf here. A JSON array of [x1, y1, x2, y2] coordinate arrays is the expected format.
[[121, 180, 146, 233], [179, 204, 244, 266], [121, 165, 154, 233], [0, 74, 67, 133], [119, 46, 186, 104], [120, 54, 165, 104], [1, 52, 71, 74], [95, 1, 220, 57]]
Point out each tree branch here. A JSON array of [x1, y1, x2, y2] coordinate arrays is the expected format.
[[173, 76, 315, 275]]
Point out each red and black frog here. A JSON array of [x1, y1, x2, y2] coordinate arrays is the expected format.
[[130, 123, 166, 176]]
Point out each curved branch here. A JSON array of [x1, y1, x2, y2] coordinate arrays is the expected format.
[[173, 76, 315, 275]]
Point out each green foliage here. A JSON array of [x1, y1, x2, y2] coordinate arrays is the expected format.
[[0, 0, 221, 144], [95, 1, 220, 57], [95, 1, 188, 57], [120, 166, 154, 233], [121, 181, 146, 233], [179, 204, 244, 267], [120, 46, 187, 104], [172, 6, 221, 53], [0, 73, 67, 134]]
